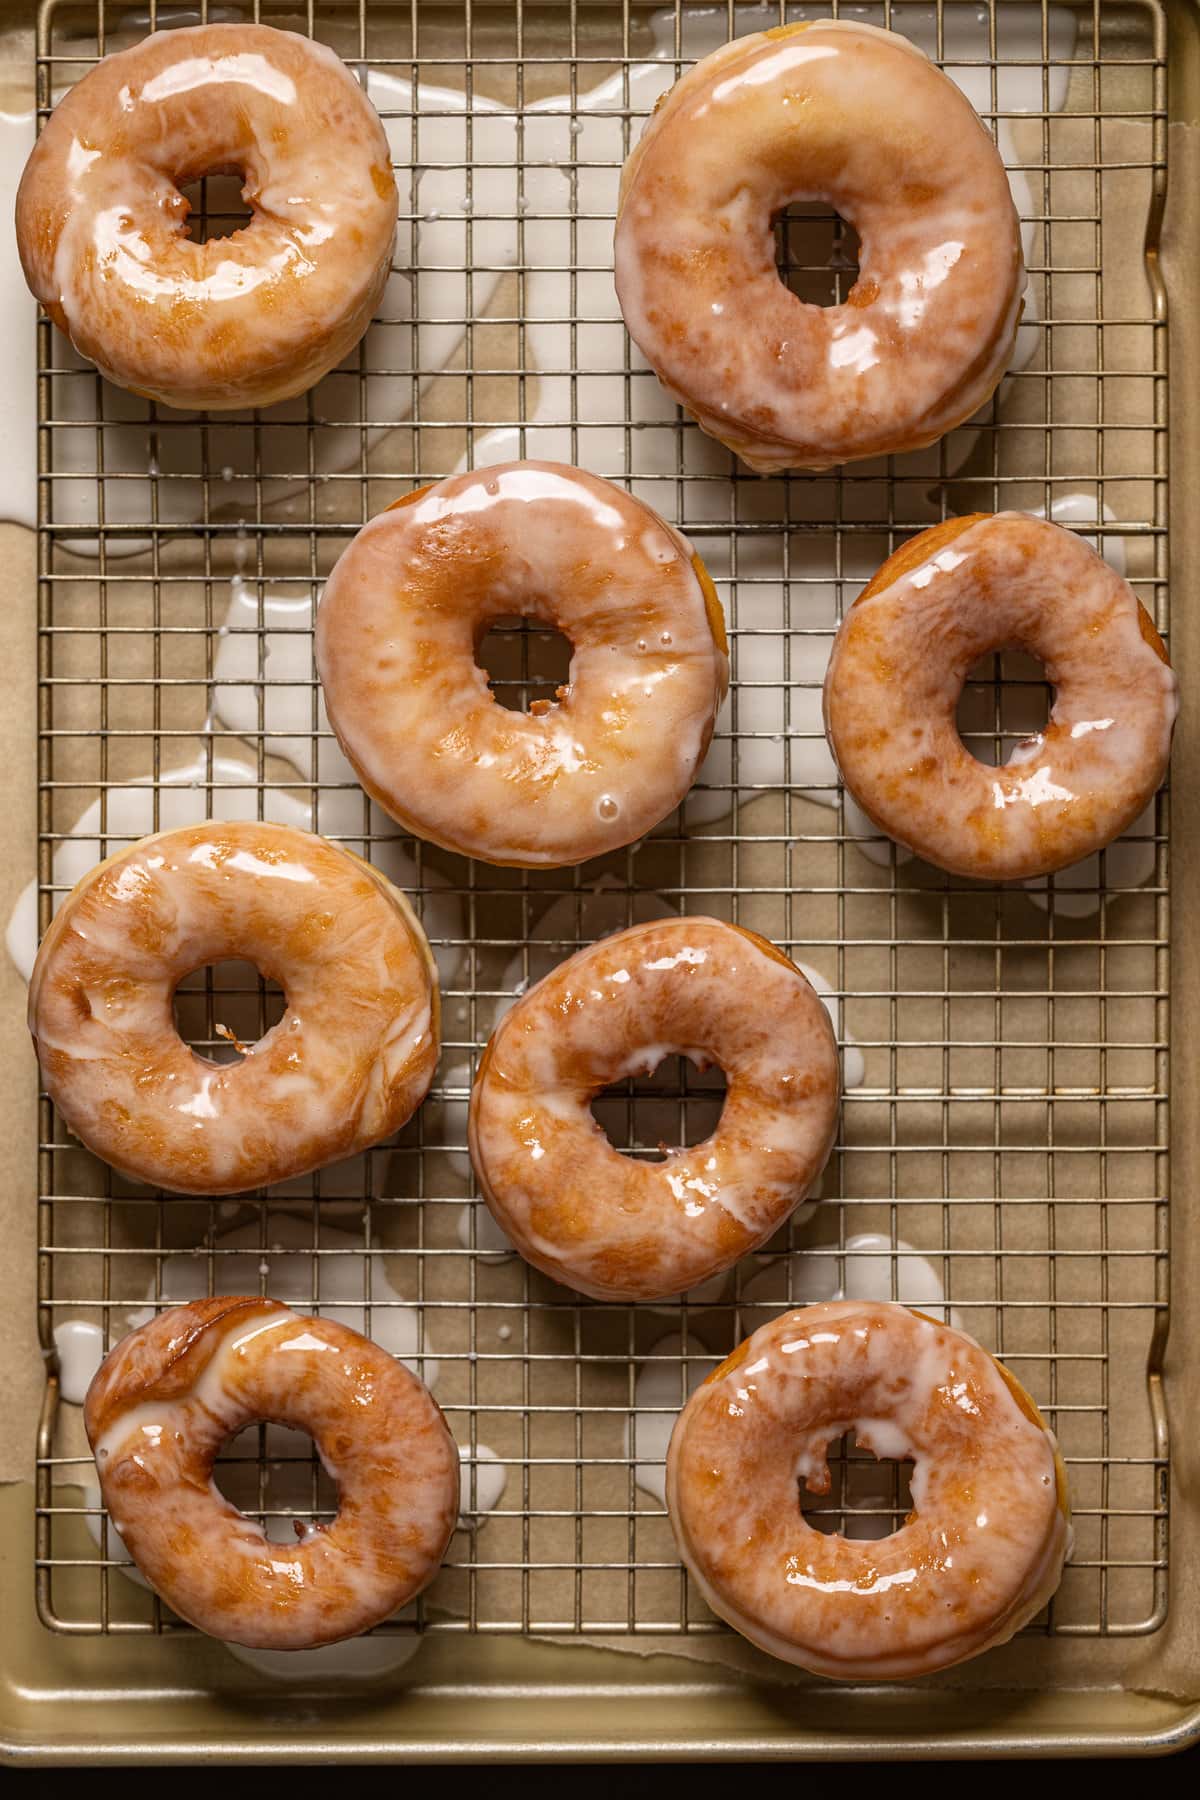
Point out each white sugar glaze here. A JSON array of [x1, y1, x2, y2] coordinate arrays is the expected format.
[[397, 2, 1071, 489], [211, 579, 336, 785], [54, 1319, 107, 1406], [86, 1440, 500, 1664], [87, 1297, 459, 1647], [6, 755, 310, 983], [464, 885, 862, 1294], [4, 5, 1079, 547], [77, 1419, 504, 1670], [68, 1211, 507, 1659], [9, 5, 1076, 548], [314, 463, 729, 867], [459, 1445, 508, 1521], [830, 498, 1128, 869], [132, 1212, 440, 1390], [3, 740, 471, 1192], [469, 917, 840, 1302], [630, 1233, 956, 1503], [741, 1231, 959, 1329], [209, 582, 466, 976], [456, 1203, 518, 1263], [362, 3, 1080, 844], [1023, 801, 1158, 917], [65, 1205, 465, 1657], [29, 820, 439, 1193], [666, 1299, 1070, 1677], [823, 512, 1177, 881], [494, 881, 865, 1086], [614, 20, 1024, 472], [628, 1333, 718, 1505], [14, 20, 1146, 887], [16, 23, 398, 411]]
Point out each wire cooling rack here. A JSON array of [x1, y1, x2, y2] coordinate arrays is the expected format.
[[32, 0, 1170, 1652]]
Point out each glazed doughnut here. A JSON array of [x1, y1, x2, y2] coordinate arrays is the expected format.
[[85, 1298, 459, 1647], [667, 1301, 1071, 1679], [29, 820, 438, 1194], [16, 24, 397, 410], [468, 918, 839, 1301], [315, 462, 729, 867], [823, 512, 1178, 881], [614, 21, 1024, 472]]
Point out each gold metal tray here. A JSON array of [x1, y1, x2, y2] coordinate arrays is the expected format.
[[2, 0, 1199, 1761]]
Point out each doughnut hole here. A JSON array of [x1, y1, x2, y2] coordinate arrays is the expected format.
[[955, 649, 1053, 769], [774, 203, 861, 307], [590, 1054, 727, 1162], [476, 616, 574, 713], [173, 959, 286, 1065], [802, 1430, 915, 1542], [179, 171, 254, 243], [213, 1419, 337, 1545]]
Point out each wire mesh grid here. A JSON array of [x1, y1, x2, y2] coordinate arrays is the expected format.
[[32, 0, 1170, 1651]]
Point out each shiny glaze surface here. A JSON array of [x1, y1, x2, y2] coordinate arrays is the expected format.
[[667, 1300, 1071, 1679], [468, 917, 839, 1301], [315, 461, 729, 867], [29, 820, 438, 1193], [823, 511, 1178, 881], [614, 21, 1024, 472], [86, 1298, 460, 1648], [16, 23, 397, 409]]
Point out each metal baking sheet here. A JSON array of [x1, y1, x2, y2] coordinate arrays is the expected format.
[[1, 0, 1198, 1761]]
